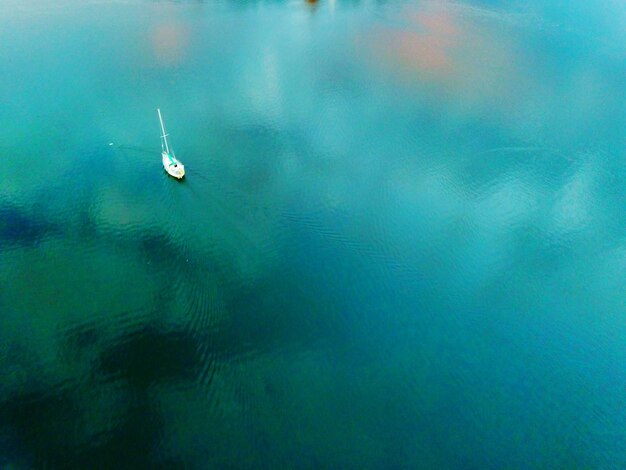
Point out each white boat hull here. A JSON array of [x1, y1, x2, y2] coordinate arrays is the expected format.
[[162, 152, 185, 179]]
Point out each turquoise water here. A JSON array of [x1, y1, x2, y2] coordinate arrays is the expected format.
[[1, 0, 625, 467]]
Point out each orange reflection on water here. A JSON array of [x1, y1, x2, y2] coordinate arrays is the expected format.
[[365, 2, 528, 112], [376, 7, 461, 78], [151, 23, 189, 66]]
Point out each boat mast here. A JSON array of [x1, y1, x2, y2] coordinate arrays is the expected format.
[[157, 108, 170, 155]]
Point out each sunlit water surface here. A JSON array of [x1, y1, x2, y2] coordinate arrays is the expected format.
[[1, 0, 625, 467]]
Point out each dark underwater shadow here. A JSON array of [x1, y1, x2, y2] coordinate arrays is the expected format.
[[0, 180, 352, 468], [0, 321, 203, 469], [0, 202, 60, 249]]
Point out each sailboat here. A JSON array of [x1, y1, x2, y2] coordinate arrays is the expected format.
[[158, 108, 185, 179]]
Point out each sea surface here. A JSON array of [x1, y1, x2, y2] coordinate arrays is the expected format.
[[0, 0, 625, 468]]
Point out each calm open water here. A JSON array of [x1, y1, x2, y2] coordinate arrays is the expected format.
[[0, 0, 625, 468]]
